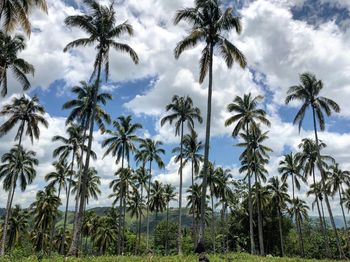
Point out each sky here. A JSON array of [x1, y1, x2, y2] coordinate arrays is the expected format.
[[1, 0, 350, 216]]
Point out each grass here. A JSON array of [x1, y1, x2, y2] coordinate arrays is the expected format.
[[0, 253, 345, 262]]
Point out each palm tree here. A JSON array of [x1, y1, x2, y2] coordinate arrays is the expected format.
[[327, 163, 350, 251], [174, 0, 247, 248], [289, 198, 309, 257], [63, 81, 112, 132], [0, 0, 47, 36], [0, 146, 38, 255], [93, 216, 117, 255], [108, 167, 135, 254], [296, 138, 332, 256], [225, 93, 270, 255], [45, 160, 69, 254], [7, 205, 29, 250], [149, 180, 166, 222], [0, 95, 48, 145], [161, 95, 202, 254], [127, 188, 145, 255], [64, 0, 139, 254], [286, 72, 343, 257], [136, 138, 165, 250], [0, 32, 34, 97], [173, 129, 203, 241], [164, 184, 176, 255], [52, 123, 92, 254], [267, 177, 290, 257], [133, 166, 150, 254], [31, 186, 61, 254], [237, 124, 272, 255]]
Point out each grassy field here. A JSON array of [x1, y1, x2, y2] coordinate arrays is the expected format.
[[0, 253, 345, 262]]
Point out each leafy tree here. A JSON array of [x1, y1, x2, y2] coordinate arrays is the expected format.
[[63, 0, 139, 254], [0, 146, 38, 255], [93, 216, 117, 255], [161, 95, 202, 254], [174, 0, 247, 249], [135, 138, 164, 250], [0, 95, 48, 145], [7, 205, 29, 250], [225, 93, 270, 255], [286, 72, 343, 257], [0, 32, 34, 97], [0, 0, 47, 36]]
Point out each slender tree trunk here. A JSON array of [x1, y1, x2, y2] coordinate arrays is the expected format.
[[178, 122, 184, 255], [191, 160, 196, 246], [277, 208, 284, 257], [137, 183, 143, 255], [198, 42, 214, 250], [117, 147, 125, 255], [61, 151, 75, 255], [312, 168, 331, 258], [291, 173, 303, 257], [311, 106, 345, 258], [0, 181, 15, 255], [84, 236, 88, 254], [146, 160, 152, 250], [254, 155, 264, 256], [248, 172, 255, 254], [297, 216, 305, 257], [210, 188, 216, 253], [49, 185, 62, 255], [339, 186, 350, 253], [67, 53, 102, 257], [166, 202, 169, 255], [0, 1, 4, 22]]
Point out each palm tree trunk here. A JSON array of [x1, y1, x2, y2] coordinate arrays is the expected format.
[[291, 173, 303, 257], [117, 147, 125, 255], [0, 0, 4, 22], [146, 160, 152, 250], [253, 155, 264, 256], [138, 183, 143, 255], [312, 168, 331, 258], [339, 186, 350, 253], [248, 172, 255, 255], [198, 42, 214, 250], [49, 185, 62, 255], [297, 215, 305, 257], [178, 122, 184, 255], [61, 151, 75, 255], [166, 202, 169, 255], [67, 52, 103, 257], [311, 106, 345, 258], [0, 180, 16, 256], [191, 160, 196, 245], [210, 188, 215, 253], [277, 208, 284, 257]]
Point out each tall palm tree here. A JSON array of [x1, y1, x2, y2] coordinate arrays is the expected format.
[[30, 186, 60, 254], [164, 184, 176, 255], [64, 0, 139, 254], [45, 160, 69, 254], [0, 95, 48, 145], [266, 177, 290, 257], [286, 72, 343, 257], [0, 0, 47, 36], [102, 115, 142, 254], [63, 81, 112, 132], [52, 123, 95, 254], [0, 32, 34, 97], [127, 188, 145, 255], [289, 198, 309, 257], [174, 0, 247, 249], [133, 166, 150, 254], [108, 167, 135, 255], [161, 95, 202, 254], [296, 138, 332, 257], [149, 180, 166, 222], [225, 93, 270, 255], [173, 129, 203, 241], [7, 205, 29, 250], [93, 216, 117, 255], [237, 124, 272, 255], [135, 138, 165, 250], [0, 146, 38, 255], [327, 163, 350, 251]]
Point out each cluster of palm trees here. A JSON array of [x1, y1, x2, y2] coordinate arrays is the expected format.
[[0, 0, 350, 260]]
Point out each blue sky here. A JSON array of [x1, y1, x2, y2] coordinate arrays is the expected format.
[[1, 0, 350, 214]]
